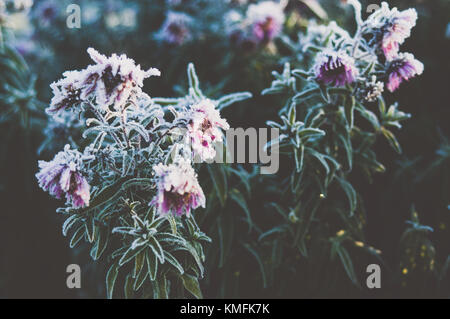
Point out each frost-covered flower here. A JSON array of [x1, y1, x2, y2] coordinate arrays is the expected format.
[[365, 3, 418, 60], [186, 99, 230, 161], [36, 145, 91, 208], [47, 70, 85, 113], [357, 75, 384, 102], [81, 48, 160, 110], [157, 11, 192, 45], [313, 50, 359, 87], [246, 1, 285, 43], [48, 48, 160, 113], [151, 159, 205, 216], [386, 52, 424, 92]]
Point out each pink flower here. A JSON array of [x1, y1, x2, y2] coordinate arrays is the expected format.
[[81, 48, 161, 109], [186, 99, 230, 161], [36, 145, 91, 208], [157, 11, 192, 46], [314, 50, 359, 87], [47, 48, 160, 113], [386, 53, 424, 92], [151, 159, 205, 217], [246, 1, 285, 43], [366, 3, 418, 61]]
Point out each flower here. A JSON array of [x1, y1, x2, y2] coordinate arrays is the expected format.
[[47, 70, 84, 113], [186, 99, 230, 161], [157, 11, 192, 45], [366, 3, 418, 60], [47, 48, 160, 113], [313, 50, 359, 87], [386, 52, 424, 92], [246, 1, 285, 43], [82, 48, 161, 110], [357, 75, 384, 102], [36, 145, 91, 208], [151, 159, 205, 217]]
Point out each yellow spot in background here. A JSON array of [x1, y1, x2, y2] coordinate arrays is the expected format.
[[355, 241, 364, 248], [337, 230, 345, 237], [402, 268, 408, 275]]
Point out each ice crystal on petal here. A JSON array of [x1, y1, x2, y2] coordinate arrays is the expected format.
[[314, 50, 358, 87], [36, 145, 91, 208], [386, 52, 424, 92], [151, 158, 205, 217], [185, 99, 230, 161]]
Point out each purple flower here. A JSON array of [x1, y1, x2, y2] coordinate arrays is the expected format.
[[157, 12, 192, 46], [313, 51, 359, 87], [386, 53, 424, 92], [82, 48, 161, 110], [246, 1, 285, 43], [47, 70, 84, 113], [47, 48, 161, 113], [366, 3, 418, 61], [151, 159, 205, 217], [36, 145, 91, 208]]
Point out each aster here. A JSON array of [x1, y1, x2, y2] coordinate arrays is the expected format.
[[157, 11, 193, 46], [151, 159, 205, 217], [365, 2, 418, 60], [81, 48, 161, 110], [246, 1, 285, 43], [36, 145, 91, 208], [386, 52, 424, 92], [313, 50, 359, 87], [186, 99, 230, 162]]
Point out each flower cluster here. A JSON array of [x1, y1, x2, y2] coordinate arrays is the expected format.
[[364, 2, 418, 61], [36, 145, 91, 208], [307, 1, 423, 94], [151, 159, 206, 217], [38, 48, 248, 221], [361, 2, 423, 92], [47, 48, 161, 114]]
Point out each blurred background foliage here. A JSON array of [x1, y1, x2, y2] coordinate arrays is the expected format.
[[0, 0, 448, 298]]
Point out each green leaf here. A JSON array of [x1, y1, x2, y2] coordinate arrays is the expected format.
[[119, 246, 144, 267], [134, 250, 146, 278], [217, 92, 252, 110], [70, 226, 85, 248], [187, 63, 204, 98], [344, 96, 356, 130], [180, 274, 203, 299], [381, 127, 402, 154], [336, 177, 357, 215], [134, 260, 149, 291], [164, 251, 184, 275], [336, 246, 359, 286], [229, 189, 252, 231], [62, 215, 79, 237], [93, 226, 109, 261], [124, 274, 134, 299], [146, 249, 158, 281], [106, 263, 119, 299], [158, 275, 169, 299], [207, 165, 228, 207], [243, 244, 267, 288], [148, 236, 165, 263]]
